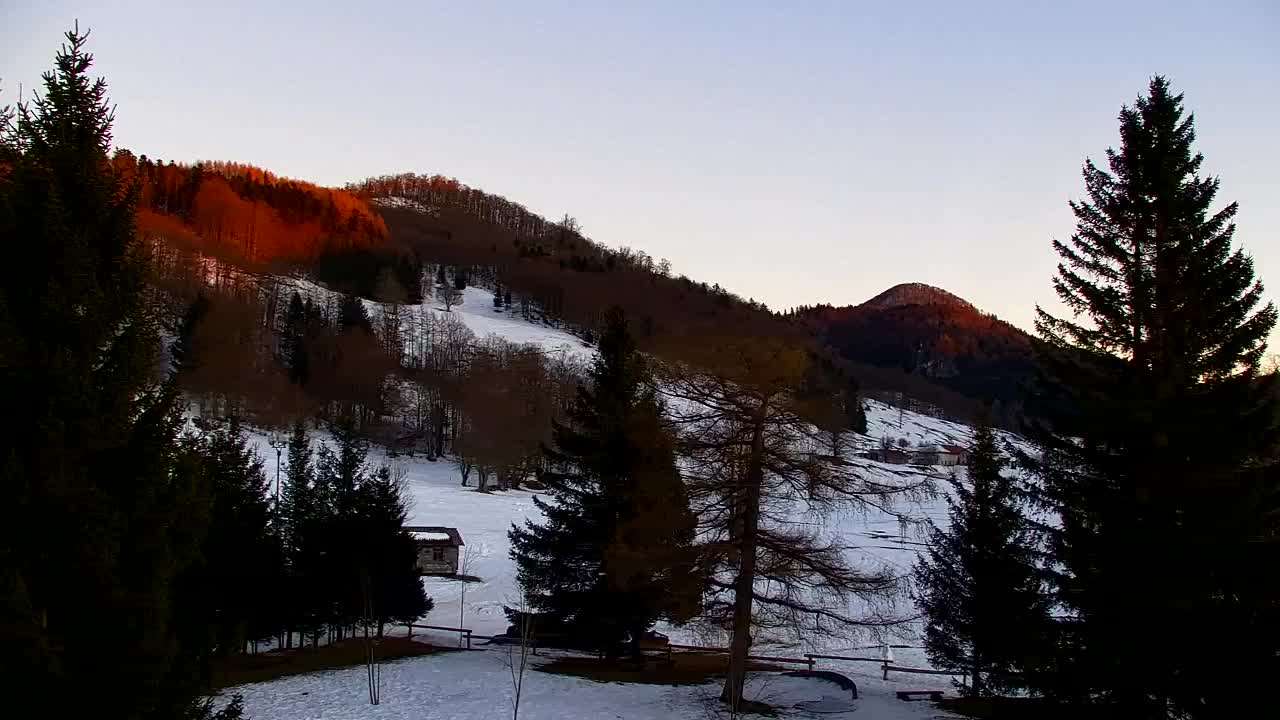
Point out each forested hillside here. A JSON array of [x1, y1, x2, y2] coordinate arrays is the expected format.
[[792, 283, 1034, 422], [122, 155, 389, 264], [357, 174, 799, 355], [122, 159, 1009, 430]]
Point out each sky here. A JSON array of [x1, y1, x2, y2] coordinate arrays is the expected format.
[[4, 1, 1278, 350]]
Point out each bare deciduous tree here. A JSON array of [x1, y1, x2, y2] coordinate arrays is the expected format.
[[457, 545, 472, 645], [657, 338, 928, 710], [439, 282, 462, 313], [506, 593, 533, 720]]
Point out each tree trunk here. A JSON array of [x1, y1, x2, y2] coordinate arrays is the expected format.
[[720, 404, 766, 707], [628, 621, 644, 662], [971, 646, 982, 697]]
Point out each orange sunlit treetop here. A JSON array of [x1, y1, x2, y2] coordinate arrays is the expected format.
[[119, 152, 387, 265]]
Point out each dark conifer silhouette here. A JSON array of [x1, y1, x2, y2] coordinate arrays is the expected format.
[[914, 418, 1049, 696], [0, 26, 218, 718], [1026, 77, 1278, 717], [509, 308, 698, 658]]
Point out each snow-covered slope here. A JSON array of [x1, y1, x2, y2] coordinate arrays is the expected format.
[[243, 281, 998, 645], [273, 275, 595, 365], [231, 277, 1013, 717], [444, 286, 594, 364]]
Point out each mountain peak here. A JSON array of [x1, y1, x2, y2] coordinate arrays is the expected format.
[[858, 283, 977, 312]]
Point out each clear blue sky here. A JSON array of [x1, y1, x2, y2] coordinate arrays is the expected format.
[[4, 1, 1278, 350]]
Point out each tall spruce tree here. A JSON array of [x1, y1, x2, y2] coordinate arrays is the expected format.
[[181, 418, 286, 658], [355, 466, 432, 636], [172, 292, 212, 378], [279, 419, 328, 645], [0, 27, 216, 718], [338, 293, 372, 333], [914, 418, 1049, 696], [1027, 77, 1278, 717], [282, 292, 310, 385], [312, 418, 430, 635], [509, 307, 698, 658]]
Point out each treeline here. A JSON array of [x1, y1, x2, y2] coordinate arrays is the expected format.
[[183, 416, 428, 654], [120, 153, 388, 265], [274, 418, 430, 646], [356, 175, 801, 356]]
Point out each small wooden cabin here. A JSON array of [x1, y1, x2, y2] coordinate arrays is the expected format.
[[406, 526, 465, 576]]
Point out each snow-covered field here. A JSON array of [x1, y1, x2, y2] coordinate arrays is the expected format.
[[229, 279, 998, 718], [227, 647, 944, 719]]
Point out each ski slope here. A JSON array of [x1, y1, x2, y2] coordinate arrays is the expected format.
[[275, 273, 596, 366]]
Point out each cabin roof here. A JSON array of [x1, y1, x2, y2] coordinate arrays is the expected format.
[[405, 526, 465, 546]]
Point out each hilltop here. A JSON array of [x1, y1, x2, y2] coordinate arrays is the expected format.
[[858, 283, 979, 313], [791, 284, 1034, 421]]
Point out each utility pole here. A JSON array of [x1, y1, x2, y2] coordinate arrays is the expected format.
[[268, 434, 287, 503]]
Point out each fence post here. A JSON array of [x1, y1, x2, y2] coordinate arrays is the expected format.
[[883, 661, 889, 681], [465, 630, 471, 650], [806, 654, 815, 671]]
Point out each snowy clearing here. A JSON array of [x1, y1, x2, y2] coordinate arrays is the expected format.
[[224, 646, 946, 720]]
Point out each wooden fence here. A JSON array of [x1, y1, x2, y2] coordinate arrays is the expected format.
[[400, 629, 964, 685], [405, 623, 473, 650], [667, 644, 964, 684]]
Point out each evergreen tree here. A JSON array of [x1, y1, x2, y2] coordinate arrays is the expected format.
[[172, 291, 211, 377], [280, 419, 313, 543], [282, 292, 309, 384], [312, 418, 432, 633], [509, 307, 698, 658], [1026, 77, 1278, 716], [842, 379, 867, 435], [181, 418, 285, 657], [338, 293, 371, 333], [312, 419, 366, 627], [453, 271, 468, 291], [279, 419, 328, 644], [0, 27, 213, 718], [355, 466, 432, 636], [913, 418, 1049, 696]]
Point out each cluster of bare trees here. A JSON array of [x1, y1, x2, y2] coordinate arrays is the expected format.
[[146, 233, 585, 491], [453, 339, 579, 491]]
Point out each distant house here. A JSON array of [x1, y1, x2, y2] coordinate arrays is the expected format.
[[941, 444, 970, 466], [860, 447, 911, 465], [911, 444, 968, 467], [406, 526, 465, 576]]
